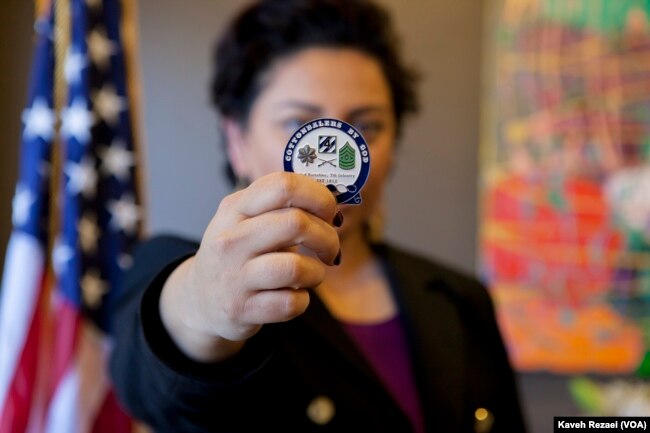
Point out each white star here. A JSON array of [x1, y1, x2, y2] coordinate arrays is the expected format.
[[61, 97, 94, 144], [87, 27, 117, 71], [108, 194, 140, 234], [78, 212, 101, 254], [118, 253, 134, 270], [81, 268, 108, 310], [65, 156, 97, 198], [99, 139, 135, 181], [64, 49, 87, 85], [92, 84, 126, 125], [34, 18, 51, 37], [52, 239, 75, 278], [22, 97, 56, 141], [12, 184, 36, 228]]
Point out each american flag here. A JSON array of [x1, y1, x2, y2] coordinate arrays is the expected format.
[[0, 0, 141, 431]]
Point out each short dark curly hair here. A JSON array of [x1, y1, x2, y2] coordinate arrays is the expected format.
[[211, 0, 419, 130]]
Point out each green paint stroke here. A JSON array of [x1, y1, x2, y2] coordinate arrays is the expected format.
[[638, 318, 650, 378], [569, 377, 604, 414], [548, 188, 567, 211], [543, 0, 650, 33]]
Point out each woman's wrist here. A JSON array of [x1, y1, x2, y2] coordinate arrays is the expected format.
[[159, 257, 245, 363]]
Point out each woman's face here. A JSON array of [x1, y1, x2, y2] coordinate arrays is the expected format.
[[226, 47, 396, 238]]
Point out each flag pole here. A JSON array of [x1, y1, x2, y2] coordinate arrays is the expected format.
[[38, 1, 70, 364], [121, 0, 148, 237], [34, 1, 70, 426], [49, 0, 70, 267]]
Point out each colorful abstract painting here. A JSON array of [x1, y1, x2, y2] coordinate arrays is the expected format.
[[480, 0, 650, 373]]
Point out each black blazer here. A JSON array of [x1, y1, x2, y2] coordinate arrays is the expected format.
[[110, 236, 527, 433]]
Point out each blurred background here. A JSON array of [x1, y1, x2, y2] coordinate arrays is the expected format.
[[3, 0, 650, 432]]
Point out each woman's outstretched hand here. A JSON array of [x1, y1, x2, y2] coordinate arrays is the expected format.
[[159, 172, 341, 362]]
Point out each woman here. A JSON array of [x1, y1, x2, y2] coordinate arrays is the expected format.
[[110, 1, 527, 432]]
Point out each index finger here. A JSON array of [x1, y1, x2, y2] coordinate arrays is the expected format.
[[236, 172, 338, 223]]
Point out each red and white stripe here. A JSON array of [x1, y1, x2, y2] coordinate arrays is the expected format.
[[0, 232, 46, 433], [0, 231, 133, 433]]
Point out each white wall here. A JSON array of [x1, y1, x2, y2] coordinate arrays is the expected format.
[[136, 0, 243, 241]]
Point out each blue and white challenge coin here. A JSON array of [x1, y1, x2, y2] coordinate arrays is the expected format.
[[283, 118, 370, 205]]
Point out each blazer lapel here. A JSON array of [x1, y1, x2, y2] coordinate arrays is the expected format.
[[379, 245, 467, 431]]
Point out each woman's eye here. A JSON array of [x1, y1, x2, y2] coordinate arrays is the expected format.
[[353, 121, 384, 142], [282, 118, 307, 133]]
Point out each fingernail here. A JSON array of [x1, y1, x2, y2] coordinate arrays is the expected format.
[[333, 210, 344, 227], [334, 249, 342, 266]]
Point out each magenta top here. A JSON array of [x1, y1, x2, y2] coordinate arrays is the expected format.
[[342, 316, 425, 433]]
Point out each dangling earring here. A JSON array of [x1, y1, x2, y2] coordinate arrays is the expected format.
[[365, 200, 386, 244]]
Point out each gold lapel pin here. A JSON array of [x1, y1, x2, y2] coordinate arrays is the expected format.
[[307, 395, 336, 425]]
